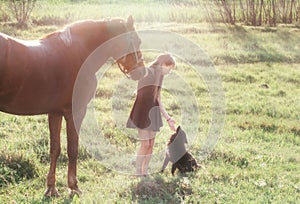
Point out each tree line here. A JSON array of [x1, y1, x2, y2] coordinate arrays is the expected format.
[[1, 0, 300, 27], [203, 0, 300, 26]]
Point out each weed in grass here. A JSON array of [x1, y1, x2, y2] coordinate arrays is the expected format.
[[0, 152, 37, 187]]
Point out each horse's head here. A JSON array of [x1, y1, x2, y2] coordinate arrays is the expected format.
[[106, 16, 145, 80]]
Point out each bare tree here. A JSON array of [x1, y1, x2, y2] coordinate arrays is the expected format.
[[10, 0, 37, 27], [204, 0, 299, 26], [272, 0, 276, 26], [295, 3, 300, 22], [240, 0, 246, 21], [258, 0, 264, 25], [289, 0, 295, 23]]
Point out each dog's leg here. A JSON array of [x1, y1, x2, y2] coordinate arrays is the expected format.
[[189, 152, 200, 170], [171, 163, 177, 176]]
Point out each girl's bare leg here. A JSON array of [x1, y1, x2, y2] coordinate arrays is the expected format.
[[136, 129, 150, 176], [143, 132, 156, 175]]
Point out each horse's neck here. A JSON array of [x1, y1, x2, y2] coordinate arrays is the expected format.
[[70, 21, 116, 74], [70, 21, 109, 48]]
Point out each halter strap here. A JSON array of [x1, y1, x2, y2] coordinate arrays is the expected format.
[[104, 18, 144, 78]]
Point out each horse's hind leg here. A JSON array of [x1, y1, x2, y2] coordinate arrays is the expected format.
[[44, 113, 62, 197]]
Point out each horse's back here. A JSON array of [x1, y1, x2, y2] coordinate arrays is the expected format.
[[0, 32, 70, 115]]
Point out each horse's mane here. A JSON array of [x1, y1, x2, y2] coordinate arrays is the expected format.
[[40, 26, 72, 46], [40, 20, 98, 46], [40, 18, 127, 47]]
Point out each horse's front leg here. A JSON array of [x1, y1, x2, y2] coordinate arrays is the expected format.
[[45, 113, 62, 197], [64, 108, 86, 196]]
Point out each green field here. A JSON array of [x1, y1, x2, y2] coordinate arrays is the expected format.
[[0, 0, 300, 203]]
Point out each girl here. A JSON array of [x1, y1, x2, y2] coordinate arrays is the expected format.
[[126, 53, 176, 176]]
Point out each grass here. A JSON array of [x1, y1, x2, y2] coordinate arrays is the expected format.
[[1, 0, 300, 203]]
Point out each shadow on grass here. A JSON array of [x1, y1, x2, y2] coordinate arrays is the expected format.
[[0, 151, 38, 188], [29, 195, 78, 204], [131, 174, 194, 204], [217, 25, 300, 64]]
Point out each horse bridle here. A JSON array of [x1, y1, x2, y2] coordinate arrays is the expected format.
[[116, 31, 144, 78], [105, 18, 144, 78]]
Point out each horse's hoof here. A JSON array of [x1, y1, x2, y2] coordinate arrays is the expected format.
[[69, 187, 82, 198], [44, 187, 60, 197]]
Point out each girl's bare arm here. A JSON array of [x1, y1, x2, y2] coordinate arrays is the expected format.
[[158, 95, 176, 131]]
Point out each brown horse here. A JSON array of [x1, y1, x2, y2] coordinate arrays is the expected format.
[[0, 16, 145, 196]]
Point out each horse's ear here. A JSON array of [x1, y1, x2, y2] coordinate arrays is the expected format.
[[127, 15, 134, 29]]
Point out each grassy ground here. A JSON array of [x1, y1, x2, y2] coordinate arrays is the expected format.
[[0, 0, 300, 203]]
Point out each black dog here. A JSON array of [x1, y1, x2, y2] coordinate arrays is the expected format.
[[161, 126, 200, 175]]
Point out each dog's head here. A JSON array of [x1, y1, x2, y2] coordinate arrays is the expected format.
[[167, 126, 187, 146]]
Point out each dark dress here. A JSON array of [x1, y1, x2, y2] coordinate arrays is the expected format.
[[126, 67, 163, 132]]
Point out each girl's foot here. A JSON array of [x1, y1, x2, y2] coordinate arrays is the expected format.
[[143, 171, 149, 177]]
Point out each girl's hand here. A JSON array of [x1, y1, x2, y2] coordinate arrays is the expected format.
[[167, 118, 176, 131]]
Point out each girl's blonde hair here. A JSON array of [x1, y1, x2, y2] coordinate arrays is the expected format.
[[149, 53, 176, 68], [149, 54, 176, 101]]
